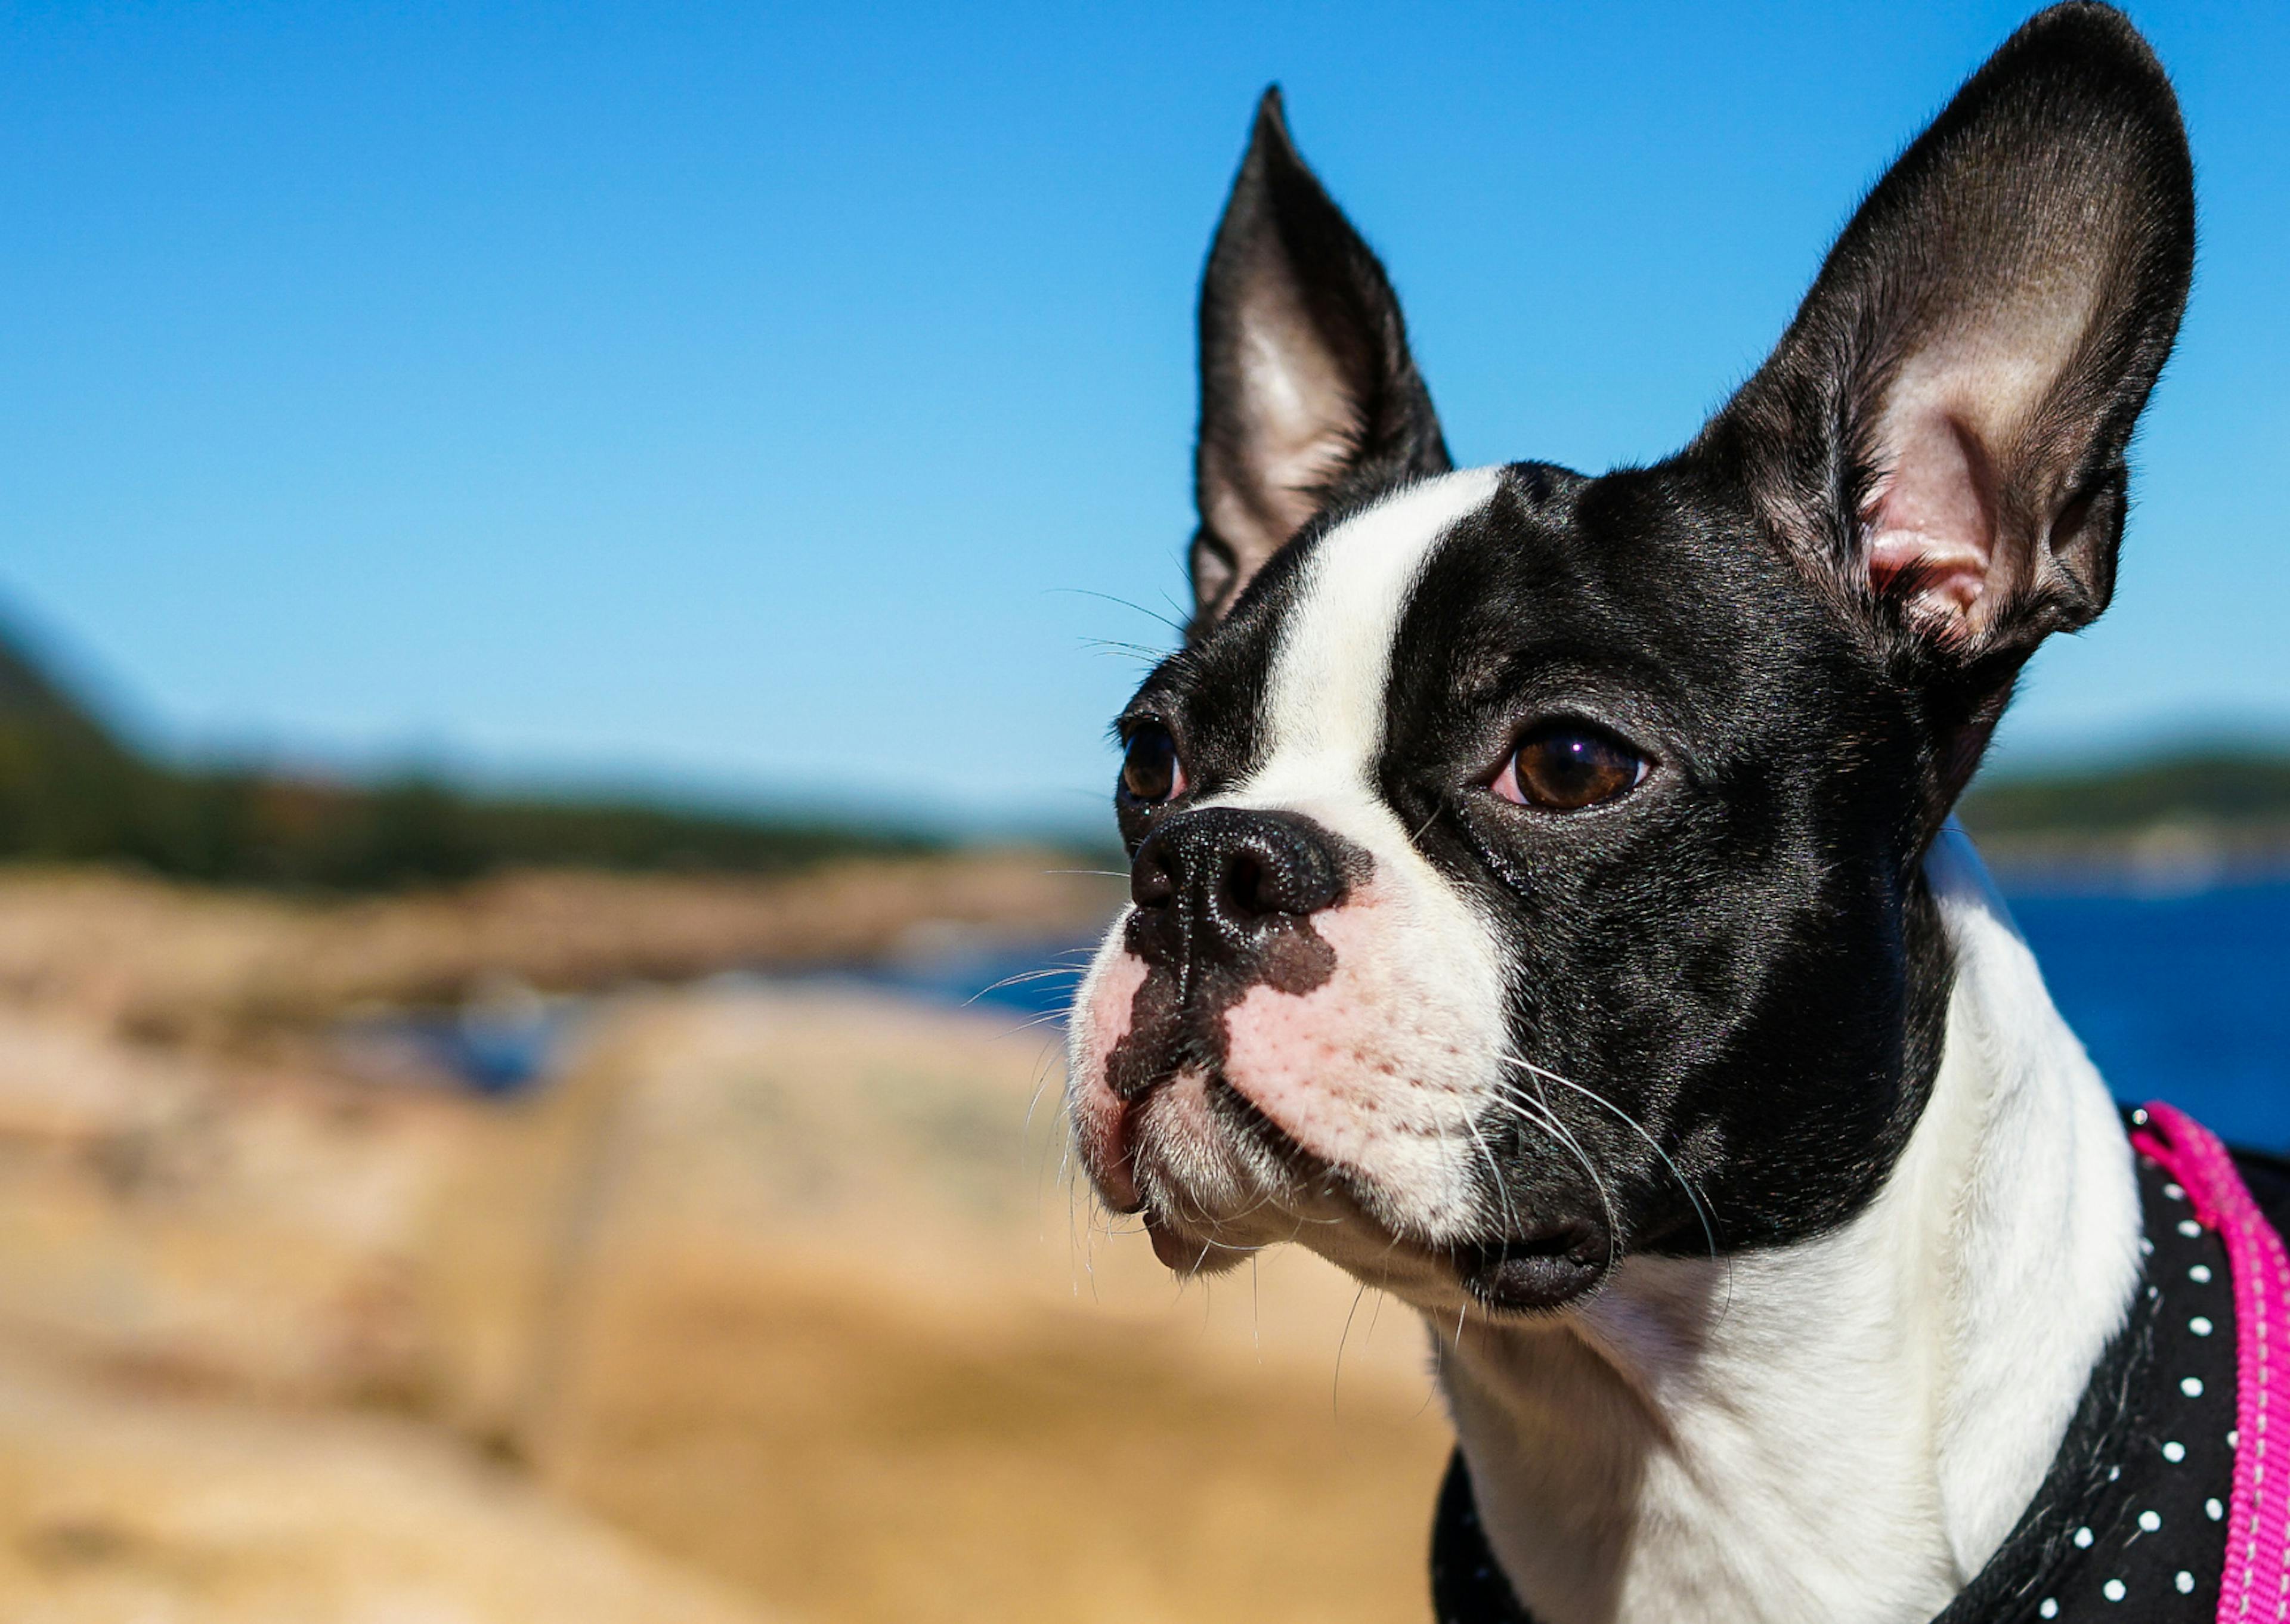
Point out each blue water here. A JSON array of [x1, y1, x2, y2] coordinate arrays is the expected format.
[[2011, 880, 2290, 1151], [822, 945, 1094, 1022]]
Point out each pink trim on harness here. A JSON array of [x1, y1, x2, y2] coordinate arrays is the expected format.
[[2131, 1101, 2290, 1624]]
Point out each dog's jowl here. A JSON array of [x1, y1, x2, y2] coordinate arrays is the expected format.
[[1066, 7, 2290, 1623]]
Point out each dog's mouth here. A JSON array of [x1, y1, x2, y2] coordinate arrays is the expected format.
[[1113, 1064, 1317, 1195], [1116, 1067, 1616, 1313], [1113, 1065, 1345, 1260]]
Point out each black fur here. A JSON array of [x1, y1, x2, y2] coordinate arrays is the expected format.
[[1113, 5, 2195, 1270]]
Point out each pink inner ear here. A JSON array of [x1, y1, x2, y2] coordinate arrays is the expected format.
[[1864, 394, 1999, 618]]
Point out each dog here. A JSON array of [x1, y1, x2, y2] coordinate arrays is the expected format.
[[1057, 7, 2290, 1622]]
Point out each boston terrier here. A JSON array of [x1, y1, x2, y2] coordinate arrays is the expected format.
[[1061, 7, 2289, 1622]]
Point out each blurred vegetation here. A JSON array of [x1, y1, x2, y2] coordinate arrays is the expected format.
[[0, 626, 935, 890], [1960, 750, 2290, 838]]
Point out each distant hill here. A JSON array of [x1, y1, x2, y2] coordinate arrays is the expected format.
[[0, 616, 936, 890], [0, 628, 115, 740], [1961, 751, 2290, 836], [1960, 749, 2290, 877]]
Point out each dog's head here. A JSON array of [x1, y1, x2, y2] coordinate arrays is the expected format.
[[1067, 4, 2192, 1316]]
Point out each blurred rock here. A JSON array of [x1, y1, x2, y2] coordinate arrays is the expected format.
[[431, 988, 1453, 1624], [0, 1014, 462, 1404], [0, 1346, 778, 1624], [0, 897, 1450, 1624]]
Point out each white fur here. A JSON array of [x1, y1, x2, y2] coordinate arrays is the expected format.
[[1252, 467, 1503, 779], [1438, 825, 2142, 1624]]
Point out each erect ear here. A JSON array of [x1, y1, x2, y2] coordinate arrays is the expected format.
[[1701, 2, 2193, 791], [1190, 88, 1450, 627]]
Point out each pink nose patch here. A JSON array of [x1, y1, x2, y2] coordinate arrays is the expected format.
[[1218, 900, 1469, 1170]]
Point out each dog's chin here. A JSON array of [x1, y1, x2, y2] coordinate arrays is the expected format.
[[1452, 1223, 1614, 1314], [1104, 1068, 1615, 1315], [1140, 1210, 1252, 1276]]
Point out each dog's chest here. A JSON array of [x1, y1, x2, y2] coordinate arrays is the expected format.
[[1433, 1146, 2253, 1624]]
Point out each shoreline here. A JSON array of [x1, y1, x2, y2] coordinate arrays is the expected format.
[[1964, 825, 2290, 897]]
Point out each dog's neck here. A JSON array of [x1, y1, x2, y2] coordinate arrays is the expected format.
[[1434, 826, 2143, 1624]]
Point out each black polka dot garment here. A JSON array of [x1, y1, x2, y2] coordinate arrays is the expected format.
[[1429, 1129, 2290, 1623]]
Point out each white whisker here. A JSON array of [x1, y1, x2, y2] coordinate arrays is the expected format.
[[1496, 1053, 1721, 1270], [1474, 1084, 1620, 1254]]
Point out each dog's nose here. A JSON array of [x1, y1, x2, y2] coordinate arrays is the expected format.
[[1128, 807, 1350, 969]]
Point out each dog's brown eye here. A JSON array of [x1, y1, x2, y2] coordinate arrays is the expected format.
[[1496, 724, 1647, 811], [1119, 724, 1185, 804]]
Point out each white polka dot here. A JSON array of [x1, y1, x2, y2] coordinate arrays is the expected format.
[[2208, 1497, 2226, 1521], [2179, 1219, 2204, 1238], [2142, 1237, 2156, 1256], [2229, 1428, 2239, 1448], [2191, 1264, 2213, 1284], [2139, 1509, 2162, 1532], [2103, 1578, 2126, 1602], [2109, 1464, 2122, 1482], [2040, 1600, 2059, 1619], [2149, 1285, 2162, 1301], [2183, 1376, 2205, 1398], [2074, 1526, 2095, 1549], [2165, 1182, 2187, 1201], [2134, 1108, 2150, 1124], [2191, 1315, 2214, 1336], [2164, 1440, 2187, 1462], [2177, 1570, 2196, 1594]]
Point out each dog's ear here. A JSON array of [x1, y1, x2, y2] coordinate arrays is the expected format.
[[1190, 88, 1450, 627], [1701, 2, 2193, 798]]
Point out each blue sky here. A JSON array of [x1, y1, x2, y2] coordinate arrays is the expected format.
[[4, 3, 2286, 833]]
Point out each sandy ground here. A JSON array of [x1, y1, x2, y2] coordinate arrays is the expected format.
[[0, 862, 1455, 1623]]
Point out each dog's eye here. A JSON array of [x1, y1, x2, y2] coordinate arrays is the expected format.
[[1119, 724, 1185, 804], [1495, 724, 1647, 811]]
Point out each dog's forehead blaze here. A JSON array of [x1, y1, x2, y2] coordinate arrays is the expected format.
[[1246, 466, 1503, 799]]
